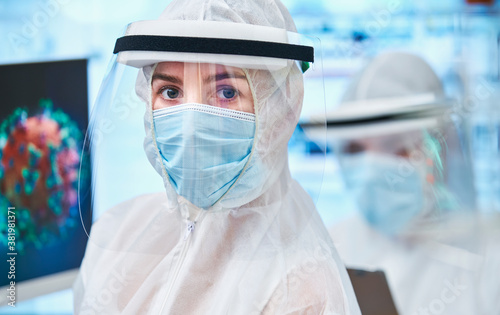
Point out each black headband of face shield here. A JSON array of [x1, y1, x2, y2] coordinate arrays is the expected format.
[[113, 35, 315, 64], [298, 107, 446, 129]]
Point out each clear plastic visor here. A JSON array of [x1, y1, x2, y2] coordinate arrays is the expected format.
[[78, 34, 327, 252]]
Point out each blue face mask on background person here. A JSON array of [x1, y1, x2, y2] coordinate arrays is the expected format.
[[153, 104, 255, 209], [342, 153, 424, 236]]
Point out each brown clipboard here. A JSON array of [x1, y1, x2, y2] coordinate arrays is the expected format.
[[347, 268, 400, 315]]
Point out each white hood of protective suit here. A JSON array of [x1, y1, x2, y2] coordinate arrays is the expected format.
[[73, 0, 361, 314]]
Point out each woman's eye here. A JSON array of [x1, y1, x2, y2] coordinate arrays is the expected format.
[[161, 88, 180, 99], [216, 88, 237, 100]]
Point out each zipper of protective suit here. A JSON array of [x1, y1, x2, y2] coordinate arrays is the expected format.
[[158, 210, 206, 314]]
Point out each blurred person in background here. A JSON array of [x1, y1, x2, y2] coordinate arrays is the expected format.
[[73, 0, 361, 314], [326, 51, 500, 314]]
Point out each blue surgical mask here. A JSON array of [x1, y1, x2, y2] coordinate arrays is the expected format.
[[342, 153, 423, 236], [153, 104, 255, 209]]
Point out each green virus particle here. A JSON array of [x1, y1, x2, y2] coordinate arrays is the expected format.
[[0, 99, 85, 251]]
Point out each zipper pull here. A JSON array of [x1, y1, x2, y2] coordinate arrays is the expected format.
[[184, 220, 196, 240]]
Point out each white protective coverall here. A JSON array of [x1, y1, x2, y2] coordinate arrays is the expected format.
[[73, 0, 361, 314], [328, 51, 500, 315]]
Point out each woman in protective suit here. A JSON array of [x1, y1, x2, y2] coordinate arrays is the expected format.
[[73, 0, 361, 314]]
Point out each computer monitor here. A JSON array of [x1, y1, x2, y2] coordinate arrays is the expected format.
[[0, 59, 91, 306]]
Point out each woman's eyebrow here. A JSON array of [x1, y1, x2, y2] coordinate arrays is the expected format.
[[203, 72, 246, 84], [152, 73, 182, 85]]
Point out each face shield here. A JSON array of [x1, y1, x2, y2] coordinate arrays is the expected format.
[[331, 105, 476, 236], [301, 51, 476, 236], [79, 20, 325, 245], [305, 100, 465, 229]]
